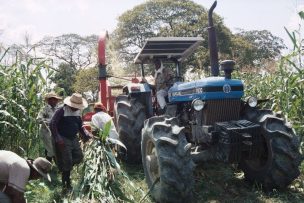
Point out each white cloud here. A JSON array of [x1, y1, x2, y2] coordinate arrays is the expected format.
[[2, 24, 41, 45], [0, 14, 11, 45], [75, 0, 90, 14], [0, 14, 9, 28], [48, 0, 90, 13], [23, 0, 46, 13]]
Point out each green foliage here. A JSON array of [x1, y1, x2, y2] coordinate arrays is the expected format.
[[237, 15, 304, 146], [112, 0, 232, 73], [97, 121, 112, 144], [51, 63, 76, 96], [112, 0, 286, 76], [195, 162, 304, 202], [73, 67, 99, 100], [75, 121, 144, 202], [231, 34, 255, 70], [2, 4, 303, 203], [235, 29, 286, 70], [25, 181, 52, 203], [239, 69, 304, 143], [0, 48, 54, 156]]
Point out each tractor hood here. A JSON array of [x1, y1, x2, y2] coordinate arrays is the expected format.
[[168, 77, 244, 102]]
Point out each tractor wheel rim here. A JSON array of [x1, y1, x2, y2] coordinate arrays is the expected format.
[[146, 140, 159, 181]]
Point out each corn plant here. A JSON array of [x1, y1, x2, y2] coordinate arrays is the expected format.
[[278, 12, 304, 143], [76, 121, 143, 202], [0, 47, 54, 157], [236, 12, 304, 150]]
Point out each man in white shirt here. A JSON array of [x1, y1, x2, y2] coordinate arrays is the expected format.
[[91, 102, 119, 140], [154, 59, 174, 113], [0, 150, 52, 203]]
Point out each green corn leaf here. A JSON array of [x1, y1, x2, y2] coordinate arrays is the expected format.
[[299, 11, 304, 20], [107, 137, 127, 151], [105, 150, 120, 169], [0, 110, 18, 122], [26, 58, 34, 69], [284, 27, 298, 50], [99, 120, 111, 142], [0, 48, 9, 62], [0, 121, 14, 128]]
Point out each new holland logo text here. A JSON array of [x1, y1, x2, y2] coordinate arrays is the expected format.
[[223, 84, 231, 93]]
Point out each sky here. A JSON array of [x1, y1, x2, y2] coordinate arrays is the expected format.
[[0, 0, 303, 49]]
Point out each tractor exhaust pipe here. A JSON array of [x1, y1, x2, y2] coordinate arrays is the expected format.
[[208, 1, 219, 76]]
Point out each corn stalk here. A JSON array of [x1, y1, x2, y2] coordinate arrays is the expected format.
[[0, 47, 54, 157], [76, 121, 141, 202], [238, 14, 304, 150]]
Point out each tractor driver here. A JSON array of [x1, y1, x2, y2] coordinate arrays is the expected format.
[[142, 59, 174, 114]]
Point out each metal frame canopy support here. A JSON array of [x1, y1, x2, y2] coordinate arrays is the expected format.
[[134, 37, 203, 64]]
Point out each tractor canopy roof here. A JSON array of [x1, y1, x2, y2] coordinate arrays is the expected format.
[[134, 37, 203, 64]]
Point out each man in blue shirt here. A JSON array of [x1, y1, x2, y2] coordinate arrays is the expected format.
[[50, 93, 91, 191]]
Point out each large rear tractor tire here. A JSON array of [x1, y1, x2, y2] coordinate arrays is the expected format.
[[240, 109, 302, 191], [141, 116, 195, 203], [114, 95, 146, 164]]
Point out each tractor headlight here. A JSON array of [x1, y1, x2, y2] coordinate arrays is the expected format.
[[192, 99, 205, 111], [172, 91, 181, 97], [247, 96, 258, 107]]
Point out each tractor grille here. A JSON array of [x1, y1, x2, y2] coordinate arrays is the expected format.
[[203, 99, 241, 125]]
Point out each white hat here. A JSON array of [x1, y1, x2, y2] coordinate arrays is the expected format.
[[64, 93, 88, 110]]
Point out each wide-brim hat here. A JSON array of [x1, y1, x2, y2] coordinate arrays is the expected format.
[[44, 91, 62, 101], [29, 157, 52, 182], [64, 93, 88, 110]]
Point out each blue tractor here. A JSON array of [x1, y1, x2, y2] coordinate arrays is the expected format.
[[114, 1, 302, 202]]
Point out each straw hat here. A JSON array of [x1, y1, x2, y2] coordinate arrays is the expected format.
[[93, 102, 106, 111], [64, 93, 88, 110], [28, 157, 52, 182], [44, 91, 62, 101]]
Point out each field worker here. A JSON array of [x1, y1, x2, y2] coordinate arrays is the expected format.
[[154, 59, 174, 114], [50, 93, 92, 191], [0, 150, 52, 203], [37, 91, 62, 162], [91, 102, 119, 140]]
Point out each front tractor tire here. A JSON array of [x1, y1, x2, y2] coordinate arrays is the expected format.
[[240, 109, 302, 191], [114, 95, 146, 164], [141, 116, 195, 203]]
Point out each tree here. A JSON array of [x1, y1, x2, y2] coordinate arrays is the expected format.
[[38, 34, 98, 70], [234, 29, 286, 70], [51, 63, 76, 96], [3, 32, 42, 66], [111, 0, 234, 73], [230, 35, 255, 70], [73, 67, 99, 101]]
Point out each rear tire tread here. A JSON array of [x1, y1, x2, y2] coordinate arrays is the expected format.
[[240, 111, 302, 191], [142, 116, 194, 203], [114, 95, 146, 164]]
